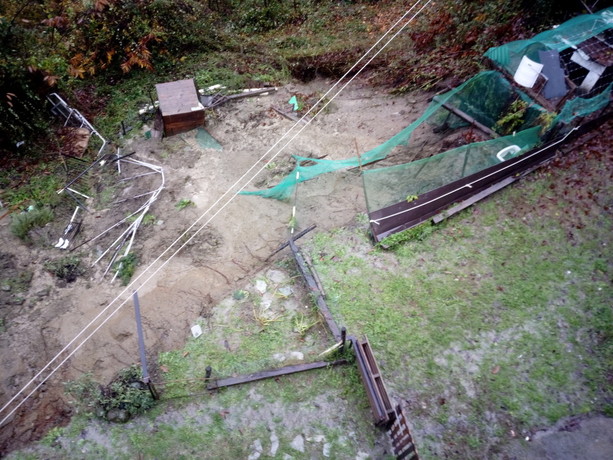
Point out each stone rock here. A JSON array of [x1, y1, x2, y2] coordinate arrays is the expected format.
[[255, 279, 267, 294], [308, 435, 326, 443], [355, 451, 369, 460], [1, 284, 11, 292], [289, 351, 304, 361], [278, 286, 293, 297], [8, 296, 24, 305], [290, 435, 305, 453], [323, 443, 331, 457], [270, 432, 279, 456], [35, 287, 51, 298], [273, 353, 286, 362], [267, 269, 288, 284], [260, 292, 274, 309], [106, 409, 130, 423], [248, 439, 263, 460]]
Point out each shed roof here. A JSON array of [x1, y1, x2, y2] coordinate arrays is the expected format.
[[155, 78, 203, 116]]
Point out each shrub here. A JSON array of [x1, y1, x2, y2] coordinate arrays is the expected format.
[[115, 252, 138, 285], [44, 256, 85, 282], [65, 366, 155, 422], [10, 207, 54, 241]]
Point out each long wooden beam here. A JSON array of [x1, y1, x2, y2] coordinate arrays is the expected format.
[[207, 359, 347, 390], [433, 96, 499, 138]]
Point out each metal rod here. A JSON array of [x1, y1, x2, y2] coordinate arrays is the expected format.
[[66, 187, 91, 200], [132, 291, 150, 382]]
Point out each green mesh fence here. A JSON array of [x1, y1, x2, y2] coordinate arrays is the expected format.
[[555, 82, 613, 125], [484, 7, 613, 75], [429, 71, 547, 133], [242, 8, 611, 207], [362, 127, 541, 211], [241, 71, 546, 201]]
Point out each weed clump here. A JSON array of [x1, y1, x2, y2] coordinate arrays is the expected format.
[[114, 253, 138, 285], [65, 366, 155, 423], [378, 222, 435, 249], [44, 256, 85, 283], [10, 207, 54, 241]]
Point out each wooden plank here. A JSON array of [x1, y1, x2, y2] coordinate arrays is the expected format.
[[432, 176, 515, 223], [266, 225, 317, 260], [156, 79, 202, 116], [394, 432, 414, 449], [433, 97, 499, 138], [289, 238, 341, 340], [207, 359, 347, 390], [354, 338, 393, 426], [272, 106, 307, 124]]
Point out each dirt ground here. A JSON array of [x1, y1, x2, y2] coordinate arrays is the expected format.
[[1, 78, 610, 458], [0, 79, 435, 454]]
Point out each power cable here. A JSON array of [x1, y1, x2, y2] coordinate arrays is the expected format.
[[0, 0, 432, 426]]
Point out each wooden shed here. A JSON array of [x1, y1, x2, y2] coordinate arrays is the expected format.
[[155, 78, 205, 136]]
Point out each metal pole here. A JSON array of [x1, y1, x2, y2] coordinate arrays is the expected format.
[[133, 292, 149, 381], [133, 291, 159, 400]]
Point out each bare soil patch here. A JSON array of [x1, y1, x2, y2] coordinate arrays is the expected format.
[[0, 78, 432, 454]]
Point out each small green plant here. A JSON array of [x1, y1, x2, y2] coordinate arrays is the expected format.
[[292, 313, 319, 337], [536, 111, 556, 134], [232, 289, 249, 300], [288, 215, 298, 232], [65, 366, 155, 422], [175, 199, 195, 210], [495, 99, 529, 135], [406, 194, 418, 203], [10, 206, 54, 241], [41, 426, 65, 447], [44, 256, 85, 283], [378, 222, 435, 249], [114, 253, 138, 285], [127, 213, 156, 225]]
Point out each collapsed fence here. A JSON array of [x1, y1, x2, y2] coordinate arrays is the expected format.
[[152, 234, 420, 460], [240, 8, 613, 242]]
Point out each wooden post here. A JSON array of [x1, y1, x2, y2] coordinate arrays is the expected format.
[[205, 366, 212, 381], [340, 327, 347, 353], [147, 381, 159, 401]]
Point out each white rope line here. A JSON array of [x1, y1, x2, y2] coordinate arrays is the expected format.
[[370, 127, 580, 225], [0, 0, 432, 426]]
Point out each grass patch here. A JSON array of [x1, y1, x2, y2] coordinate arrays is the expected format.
[[10, 207, 54, 241], [305, 153, 613, 458]]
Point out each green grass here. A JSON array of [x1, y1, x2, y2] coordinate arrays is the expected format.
[[10, 207, 54, 241], [306, 158, 612, 458]]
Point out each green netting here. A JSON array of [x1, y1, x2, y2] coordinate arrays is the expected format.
[[241, 32, 610, 207], [555, 82, 613, 125], [362, 127, 541, 211], [429, 71, 547, 133], [484, 7, 613, 75], [241, 71, 545, 201]]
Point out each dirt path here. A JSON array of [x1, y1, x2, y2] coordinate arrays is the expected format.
[[0, 79, 431, 454]]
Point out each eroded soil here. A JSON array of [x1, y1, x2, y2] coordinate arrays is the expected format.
[[0, 79, 434, 454]]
